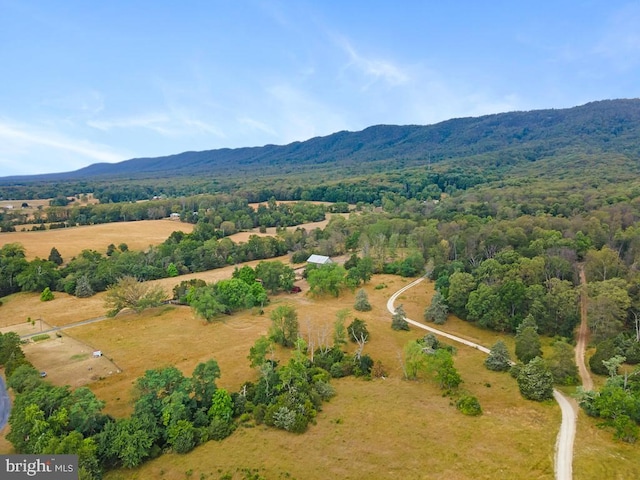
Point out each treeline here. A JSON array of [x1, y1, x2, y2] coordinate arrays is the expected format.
[[2, 194, 328, 231], [1, 295, 382, 478]]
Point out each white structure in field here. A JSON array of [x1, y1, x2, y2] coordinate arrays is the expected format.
[[306, 254, 333, 265]]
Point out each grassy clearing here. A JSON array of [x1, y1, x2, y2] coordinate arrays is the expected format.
[[2, 265, 639, 477], [0, 219, 194, 260]]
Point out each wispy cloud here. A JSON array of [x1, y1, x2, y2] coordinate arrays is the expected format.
[[0, 121, 123, 163], [88, 112, 225, 138], [0, 120, 126, 175], [237, 117, 278, 137], [336, 36, 410, 88]]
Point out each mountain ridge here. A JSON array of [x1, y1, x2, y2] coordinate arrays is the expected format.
[[2, 98, 640, 183]]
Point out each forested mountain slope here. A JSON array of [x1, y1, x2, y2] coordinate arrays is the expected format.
[[2, 99, 640, 185]]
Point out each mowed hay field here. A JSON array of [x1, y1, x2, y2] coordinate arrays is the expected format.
[[1, 219, 639, 478], [0, 219, 195, 260]]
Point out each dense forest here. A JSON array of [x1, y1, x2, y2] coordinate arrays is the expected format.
[[2, 99, 640, 477]]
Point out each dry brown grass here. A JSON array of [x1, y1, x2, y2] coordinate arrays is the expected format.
[[0, 219, 194, 260], [96, 275, 562, 480], [1, 222, 639, 477]]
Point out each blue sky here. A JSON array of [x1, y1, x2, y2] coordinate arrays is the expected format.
[[1, 1, 639, 176]]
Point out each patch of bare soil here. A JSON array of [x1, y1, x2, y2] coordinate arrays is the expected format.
[[21, 333, 121, 388]]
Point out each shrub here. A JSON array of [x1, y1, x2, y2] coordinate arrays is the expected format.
[[40, 287, 54, 302], [456, 394, 482, 416], [31, 334, 50, 342]]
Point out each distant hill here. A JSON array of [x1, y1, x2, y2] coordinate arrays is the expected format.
[[2, 98, 640, 184]]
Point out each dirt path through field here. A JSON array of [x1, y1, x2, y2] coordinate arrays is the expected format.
[[387, 276, 575, 480], [576, 265, 593, 391]]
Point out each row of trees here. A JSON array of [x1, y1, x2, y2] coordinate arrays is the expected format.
[[2, 296, 389, 477]]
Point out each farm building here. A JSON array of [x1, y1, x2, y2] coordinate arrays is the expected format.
[[306, 254, 333, 265]]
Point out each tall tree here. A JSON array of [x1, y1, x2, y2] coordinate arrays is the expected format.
[[269, 305, 299, 347], [424, 291, 449, 325], [517, 356, 554, 401], [391, 305, 410, 331], [515, 317, 542, 364], [354, 289, 372, 311], [484, 340, 512, 372]]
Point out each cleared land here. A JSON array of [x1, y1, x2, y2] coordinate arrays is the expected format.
[[1, 219, 639, 478], [0, 219, 194, 260]]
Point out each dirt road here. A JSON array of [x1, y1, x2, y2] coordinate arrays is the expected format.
[[576, 266, 593, 391], [387, 276, 575, 480]]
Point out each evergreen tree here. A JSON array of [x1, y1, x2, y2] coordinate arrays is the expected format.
[[48, 247, 63, 266], [354, 289, 372, 312], [424, 291, 448, 325], [391, 305, 410, 331], [517, 356, 554, 401], [75, 274, 95, 298], [484, 340, 512, 372]]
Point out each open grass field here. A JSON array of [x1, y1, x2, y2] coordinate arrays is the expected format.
[[1, 219, 639, 478], [0, 219, 195, 260]]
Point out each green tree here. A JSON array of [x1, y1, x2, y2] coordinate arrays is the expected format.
[[104, 276, 167, 317], [191, 360, 221, 411], [585, 246, 625, 282], [391, 305, 410, 331], [40, 287, 54, 302], [248, 336, 272, 369], [333, 309, 349, 348], [447, 271, 476, 317], [431, 349, 462, 390], [16, 259, 61, 292], [48, 247, 63, 266], [354, 288, 372, 312], [269, 305, 299, 347], [0, 243, 28, 296], [587, 278, 631, 342], [99, 416, 154, 468], [307, 263, 347, 297], [166, 419, 197, 454], [424, 291, 448, 325], [208, 388, 233, 423], [546, 340, 579, 385], [188, 285, 227, 322], [74, 274, 95, 298], [515, 316, 542, 364], [403, 340, 429, 380], [347, 318, 369, 343], [232, 265, 256, 285], [166, 262, 179, 277], [517, 356, 554, 401], [484, 340, 512, 372], [255, 261, 295, 294]]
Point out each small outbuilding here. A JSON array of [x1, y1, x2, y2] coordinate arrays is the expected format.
[[306, 254, 333, 265]]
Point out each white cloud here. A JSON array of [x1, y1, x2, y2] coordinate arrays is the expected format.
[[237, 117, 278, 137], [0, 120, 126, 175], [88, 112, 225, 138], [336, 36, 410, 88]]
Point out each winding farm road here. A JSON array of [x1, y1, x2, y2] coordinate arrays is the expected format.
[[386, 276, 575, 480]]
